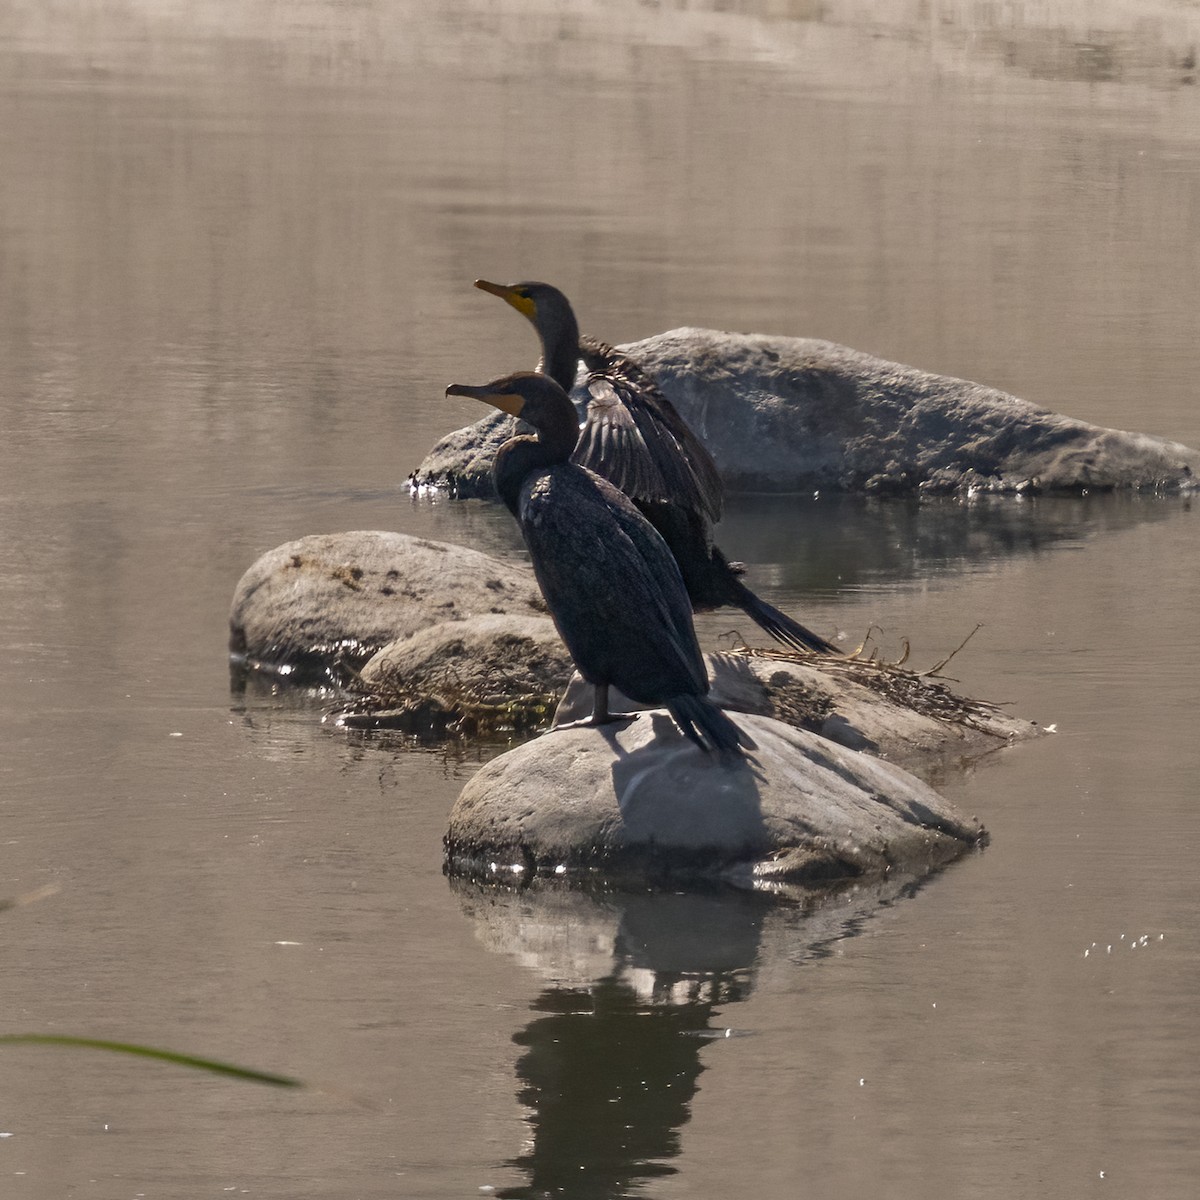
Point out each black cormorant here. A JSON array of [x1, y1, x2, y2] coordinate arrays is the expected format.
[[445, 371, 752, 758], [473, 279, 837, 656]]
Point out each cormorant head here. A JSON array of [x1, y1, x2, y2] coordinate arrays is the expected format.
[[446, 371, 579, 454], [474, 279, 577, 346]]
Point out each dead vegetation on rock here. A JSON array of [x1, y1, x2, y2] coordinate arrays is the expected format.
[[734, 624, 1013, 740], [331, 614, 574, 738]]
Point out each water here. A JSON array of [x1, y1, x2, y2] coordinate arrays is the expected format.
[[1, 2, 1198, 1196]]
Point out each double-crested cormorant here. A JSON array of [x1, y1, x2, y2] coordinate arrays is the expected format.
[[445, 371, 751, 758], [473, 279, 837, 656]]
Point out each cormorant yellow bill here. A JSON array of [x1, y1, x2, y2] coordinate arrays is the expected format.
[[474, 278, 536, 321], [445, 382, 526, 418]]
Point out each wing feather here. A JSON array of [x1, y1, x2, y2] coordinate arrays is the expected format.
[[572, 335, 724, 522]]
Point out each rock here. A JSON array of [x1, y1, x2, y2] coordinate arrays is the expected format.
[[411, 409, 513, 500], [336, 614, 574, 734], [554, 650, 1040, 778], [444, 712, 986, 890], [413, 328, 1200, 497], [228, 530, 545, 685], [231, 532, 1040, 774]]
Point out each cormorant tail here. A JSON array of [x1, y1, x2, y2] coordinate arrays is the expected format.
[[727, 578, 838, 656], [667, 695, 755, 758], [724, 578, 840, 657]]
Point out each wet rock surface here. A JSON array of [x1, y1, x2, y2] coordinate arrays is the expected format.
[[444, 711, 987, 890], [413, 328, 1200, 497]]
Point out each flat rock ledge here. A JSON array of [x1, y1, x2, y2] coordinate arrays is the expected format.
[[444, 712, 986, 892], [229, 530, 545, 686], [413, 328, 1200, 498]]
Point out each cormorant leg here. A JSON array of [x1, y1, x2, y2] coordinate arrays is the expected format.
[[555, 683, 641, 731]]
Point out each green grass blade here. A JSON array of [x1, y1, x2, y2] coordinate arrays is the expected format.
[[0, 1034, 303, 1088], [0, 883, 61, 914]]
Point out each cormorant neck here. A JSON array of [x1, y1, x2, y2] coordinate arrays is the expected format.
[[536, 309, 582, 393], [493, 411, 579, 514]]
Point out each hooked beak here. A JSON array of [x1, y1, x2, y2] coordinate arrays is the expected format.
[[445, 382, 526, 418], [474, 278, 536, 321]]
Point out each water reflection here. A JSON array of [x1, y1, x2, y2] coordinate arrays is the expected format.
[[499, 981, 718, 1198], [403, 488, 1193, 609], [715, 491, 1192, 595], [13, 1, 1197, 92], [454, 874, 939, 1197]]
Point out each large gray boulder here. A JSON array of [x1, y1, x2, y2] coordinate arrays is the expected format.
[[444, 711, 986, 890], [413, 328, 1200, 497], [228, 530, 545, 685]]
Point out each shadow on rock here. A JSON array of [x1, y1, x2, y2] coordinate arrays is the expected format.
[[445, 712, 986, 892]]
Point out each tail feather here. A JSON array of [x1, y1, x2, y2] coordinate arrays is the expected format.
[[667, 695, 755, 758], [728, 578, 838, 656]]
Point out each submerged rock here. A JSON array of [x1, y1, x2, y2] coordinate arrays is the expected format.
[[228, 530, 545, 686], [444, 711, 986, 890], [413, 328, 1200, 497]]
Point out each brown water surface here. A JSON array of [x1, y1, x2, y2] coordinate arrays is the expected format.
[[1, 3, 1198, 1197]]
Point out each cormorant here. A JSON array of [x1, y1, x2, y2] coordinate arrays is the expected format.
[[445, 371, 752, 758], [473, 279, 837, 655]]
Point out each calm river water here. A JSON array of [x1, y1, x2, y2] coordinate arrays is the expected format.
[[1, 3, 1198, 1197]]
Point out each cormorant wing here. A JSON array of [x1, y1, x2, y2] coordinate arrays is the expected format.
[[520, 468, 708, 701], [577, 335, 725, 524], [571, 375, 674, 512]]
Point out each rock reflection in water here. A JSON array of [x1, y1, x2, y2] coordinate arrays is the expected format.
[[452, 874, 937, 1197], [715, 490, 1190, 596]]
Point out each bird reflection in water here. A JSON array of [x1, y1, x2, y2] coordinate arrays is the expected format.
[[488, 891, 760, 1200], [456, 871, 943, 1198], [494, 972, 749, 1199]]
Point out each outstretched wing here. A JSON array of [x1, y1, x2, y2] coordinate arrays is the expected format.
[[571, 375, 672, 510], [572, 334, 724, 523]]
